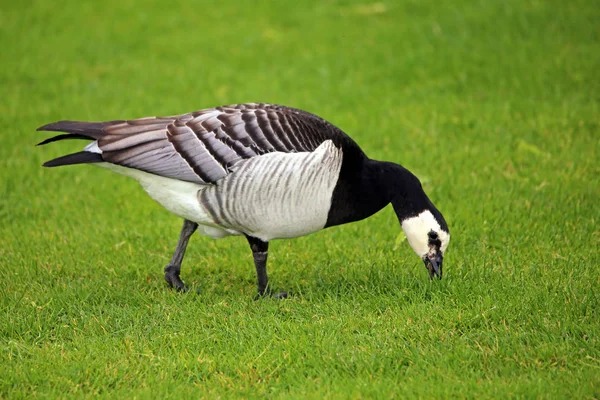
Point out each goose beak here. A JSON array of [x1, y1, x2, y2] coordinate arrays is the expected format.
[[423, 252, 443, 280]]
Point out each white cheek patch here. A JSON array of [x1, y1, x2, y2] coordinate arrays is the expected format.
[[401, 210, 450, 257]]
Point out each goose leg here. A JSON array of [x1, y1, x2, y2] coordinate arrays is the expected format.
[[164, 219, 198, 291], [246, 235, 289, 299]]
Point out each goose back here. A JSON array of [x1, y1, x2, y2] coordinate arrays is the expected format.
[[78, 103, 365, 184]]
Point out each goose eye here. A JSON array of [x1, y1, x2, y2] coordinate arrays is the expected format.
[[427, 230, 441, 247]]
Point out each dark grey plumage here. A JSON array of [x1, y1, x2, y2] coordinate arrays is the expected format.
[[38, 103, 355, 185]]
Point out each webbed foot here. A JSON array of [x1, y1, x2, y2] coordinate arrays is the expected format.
[[164, 264, 187, 292]]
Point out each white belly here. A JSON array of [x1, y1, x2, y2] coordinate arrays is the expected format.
[[95, 140, 343, 242]]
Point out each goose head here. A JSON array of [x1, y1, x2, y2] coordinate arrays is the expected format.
[[400, 210, 450, 279], [381, 162, 450, 279]]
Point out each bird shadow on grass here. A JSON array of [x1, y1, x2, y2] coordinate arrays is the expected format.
[[273, 260, 456, 304], [116, 254, 459, 306]]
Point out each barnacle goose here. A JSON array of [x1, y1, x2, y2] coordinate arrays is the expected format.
[[38, 103, 450, 297]]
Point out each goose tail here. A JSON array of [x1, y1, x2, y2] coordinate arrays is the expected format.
[[37, 120, 121, 167]]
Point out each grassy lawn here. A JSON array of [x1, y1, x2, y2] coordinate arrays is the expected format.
[[1, 0, 599, 397]]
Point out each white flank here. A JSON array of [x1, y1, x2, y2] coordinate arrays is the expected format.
[[401, 210, 450, 257], [88, 140, 343, 241], [198, 140, 344, 241], [96, 163, 239, 239]]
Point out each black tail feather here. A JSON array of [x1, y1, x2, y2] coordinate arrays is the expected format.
[[37, 120, 124, 139], [37, 133, 95, 146], [38, 120, 117, 167], [43, 151, 104, 167]]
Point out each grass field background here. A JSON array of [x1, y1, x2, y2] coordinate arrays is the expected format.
[[1, 0, 599, 397]]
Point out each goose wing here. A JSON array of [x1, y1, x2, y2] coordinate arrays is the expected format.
[[43, 103, 355, 184]]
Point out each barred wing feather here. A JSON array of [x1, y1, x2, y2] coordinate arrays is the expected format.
[[84, 103, 354, 184]]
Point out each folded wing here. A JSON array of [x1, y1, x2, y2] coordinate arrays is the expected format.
[[39, 103, 357, 184]]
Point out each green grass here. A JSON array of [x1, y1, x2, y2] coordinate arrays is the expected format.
[[1, 0, 599, 397]]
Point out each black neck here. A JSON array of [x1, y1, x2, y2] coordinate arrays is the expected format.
[[326, 158, 435, 228]]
